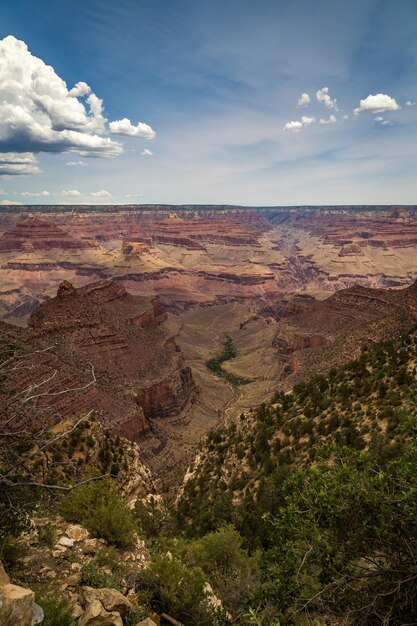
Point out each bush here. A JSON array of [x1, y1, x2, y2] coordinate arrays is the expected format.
[[60, 479, 135, 548], [134, 496, 174, 538], [186, 525, 260, 614], [35, 584, 75, 626], [80, 559, 123, 590], [135, 555, 221, 625]]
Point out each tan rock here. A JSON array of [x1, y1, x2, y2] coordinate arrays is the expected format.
[[136, 619, 158, 626], [0, 561, 10, 585], [57, 535, 74, 548], [65, 524, 90, 542], [72, 603, 84, 619], [82, 539, 101, 555], [0, 583, 35, 626], [67, 573, 82, 587], [78, 599, 123, 626], [80, 587, 131, 616]]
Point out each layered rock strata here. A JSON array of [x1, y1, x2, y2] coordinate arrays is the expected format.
[[0, 280, 197, 441]]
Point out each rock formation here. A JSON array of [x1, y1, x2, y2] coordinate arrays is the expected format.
[[273, 279, 417, 387], [0, 562, 37, 626], [0, 280, 197, 442], [1, 205, 417, 321]]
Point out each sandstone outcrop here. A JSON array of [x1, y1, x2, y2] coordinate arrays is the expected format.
[[0, 563, 36, 626]]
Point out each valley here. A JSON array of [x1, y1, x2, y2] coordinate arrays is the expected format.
[[2, 205, 417, 626]]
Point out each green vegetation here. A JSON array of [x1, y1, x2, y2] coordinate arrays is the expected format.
[[61, 479, 136, 548], [177, 326, 417, 623], [206, 335, 250, 385], [35, 584, 75, 626], [134, 555, 223, 626]]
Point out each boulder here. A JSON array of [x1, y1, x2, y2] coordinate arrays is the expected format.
[[65, 524, 90, 542], [57, 536, 74, 548], [0, 583, 35, 626], [136, 619, 158, 626], [0, 562, 10, 585], [78, 599, 123, 626], [80, 587, 131, 616]]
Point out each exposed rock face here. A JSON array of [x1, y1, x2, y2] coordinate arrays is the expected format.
[[273, 280, 417, 387], [0, 563, 35, 626], [80, 587, 131, 616], [0, 280, 197, 441], [78, 599, 123, 626], [0, 216, 96, 252], [1, 205, 417, 323]]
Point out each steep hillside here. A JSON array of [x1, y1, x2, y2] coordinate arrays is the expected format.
[[0, 279, 197, 442], [178, 323, 417, 536]]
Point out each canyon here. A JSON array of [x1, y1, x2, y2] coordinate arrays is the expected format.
[[2, 205, 417, 473], [1, 205, 417, 323]]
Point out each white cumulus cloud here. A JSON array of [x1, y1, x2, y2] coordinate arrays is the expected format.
[[283, 121, 303, 132], [0, 199, 23, 205], [354, 94, 400, 115], [319, 114, 337, 125], [316, 87, 338, 110], [109, 118, 156, 139], [283, 116, 316, 132], [0, 35, 123, 162], [301, 116, 315, 126], [141, 148, 153, 156], [405, 101, 415, 107], [62, 189, 81, 197], [297, 92, 310, 107], [68, 81, 92, 98], [90, 189, 111, 197]]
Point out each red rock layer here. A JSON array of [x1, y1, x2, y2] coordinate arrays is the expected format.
[[0, 217, 96, 251], [0, 280, 197, 441]]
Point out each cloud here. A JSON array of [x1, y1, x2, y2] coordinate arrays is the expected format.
[[109, 118, 156, 139], [0, 199, 23, 205], [283, 116, 316, 132], [68, 81, 91, 98], [297, 92, 310, 107], [0, 152, 40, 176], [90, 189, 111, 197], [21, 190, 50, 197], [0, 35, 123, 161], [283, 121, 303, 132], [316, 87, 338, 110], [405, 101, 415, 107], [67, 160, 89, 166], [62, 189, 81, 197], [301, 116, 315, 126], [319, 114, 337, 125], [354, 93, 400, 114], [141, 148, 153, 156]]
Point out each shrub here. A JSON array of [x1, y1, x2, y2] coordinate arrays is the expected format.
[[135, 555, 219, 625], [186, 525, 260, 614], [60, 479, 135, 547], [35, 584, 75, 626]]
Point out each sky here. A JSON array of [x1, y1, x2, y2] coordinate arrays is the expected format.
[[0, 0, 416, 206]]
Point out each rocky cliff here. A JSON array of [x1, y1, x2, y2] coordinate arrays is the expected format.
[[0, 280, 197, 442], [273, 280, 417, 387]]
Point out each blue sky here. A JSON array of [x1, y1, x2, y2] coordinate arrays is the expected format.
[[0, 0, 416, 205]]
